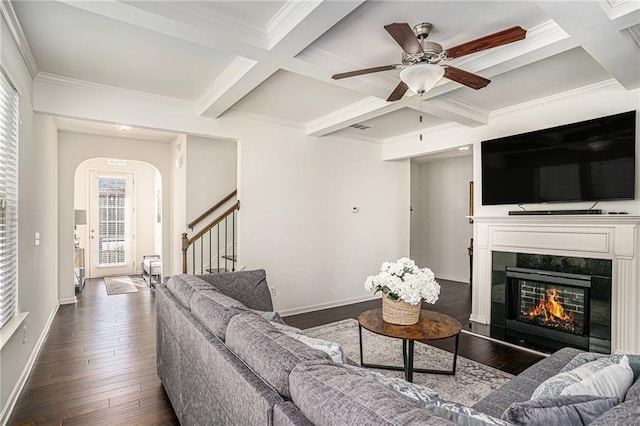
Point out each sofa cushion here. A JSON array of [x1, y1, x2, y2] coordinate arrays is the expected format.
[[531, 355, 633, 401], [225, 313, 330, 398], [502, 395, 619, 425], [289, 360, 454, 425], [190, 289, 248, 340], [473, 347, 582, 419], [199, 269, 273, 311], [626, 377, 640, 402], [341, 364, 509, 426], [589, 398, 640, 425], [165, 274, 218, 308]]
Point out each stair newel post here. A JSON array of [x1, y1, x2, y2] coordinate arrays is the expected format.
[[181, 233, 189, 274]]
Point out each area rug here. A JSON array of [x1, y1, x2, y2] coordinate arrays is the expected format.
[[104, 276, 139, 295], [304, 318, 514, 406]]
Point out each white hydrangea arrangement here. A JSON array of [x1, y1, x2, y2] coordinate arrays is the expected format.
[[364, 257, 440, 305]]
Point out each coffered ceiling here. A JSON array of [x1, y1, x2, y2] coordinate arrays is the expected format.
[[10, 0, 640, 142]]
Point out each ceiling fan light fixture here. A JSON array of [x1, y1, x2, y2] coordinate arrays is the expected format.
[[399, 63, 444, 95]]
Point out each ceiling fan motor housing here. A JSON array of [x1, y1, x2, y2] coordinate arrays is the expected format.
[[402, 41, 443, 65], [401, 23, 443, 65]]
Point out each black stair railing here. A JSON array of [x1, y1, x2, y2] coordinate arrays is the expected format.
[[181, 198, 239, 274]]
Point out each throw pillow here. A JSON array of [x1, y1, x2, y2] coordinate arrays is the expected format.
[[502, 395, 619, 425], [250, 309, 285, 324], [285, 333, 347, 364], [532, 355, 633, 401], [343, 363, 439, 401], [269, 322, 347, 364]]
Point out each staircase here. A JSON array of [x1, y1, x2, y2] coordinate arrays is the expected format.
[[181, 190, 239, 274]]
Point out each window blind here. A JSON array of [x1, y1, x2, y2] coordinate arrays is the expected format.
[[0, 69, 19, 329]]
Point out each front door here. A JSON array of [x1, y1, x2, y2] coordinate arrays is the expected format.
[[88, 171, 135, 277]]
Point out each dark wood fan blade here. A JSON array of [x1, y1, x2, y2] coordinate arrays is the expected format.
[[387, 81, 409, 101], [332, 65, 398, 80], [384, 23, 424, 55], [444, 26, 526, 59], [443, 66, 490, 90]]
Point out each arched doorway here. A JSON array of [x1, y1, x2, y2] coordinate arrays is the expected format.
[[73, 158, 162, 282]]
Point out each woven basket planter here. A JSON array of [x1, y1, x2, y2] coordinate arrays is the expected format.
[[382, 296, 421, 325]]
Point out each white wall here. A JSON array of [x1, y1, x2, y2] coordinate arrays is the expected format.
[[236, 120, 410, 314], [185, 135, 237, 223], [57, 133, 171, 302], [410, 156, 473, 283], [0, 19, 60, 424], [74, 158, 160, 276], [170, 135, 187, 275]]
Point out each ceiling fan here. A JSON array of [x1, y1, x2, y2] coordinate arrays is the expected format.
[[332, 22, 527, 101]]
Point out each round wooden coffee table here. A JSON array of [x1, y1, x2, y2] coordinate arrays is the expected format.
[[357, 308, 462, 382]]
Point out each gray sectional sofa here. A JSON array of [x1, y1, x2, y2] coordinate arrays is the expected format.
[[156, 270, 640, 425]]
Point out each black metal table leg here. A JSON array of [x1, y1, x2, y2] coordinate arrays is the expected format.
[[360, 336, 460, 379], [406, 340, 414, 382], [359, 323, 364, 366]]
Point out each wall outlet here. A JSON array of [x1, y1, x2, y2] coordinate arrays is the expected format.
[[22, 325, 27, 344], [270, 287, 276, 297], [34, 232, 40, 246]]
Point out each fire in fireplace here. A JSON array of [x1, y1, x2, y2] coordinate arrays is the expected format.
[[521, 287, 582, 335]]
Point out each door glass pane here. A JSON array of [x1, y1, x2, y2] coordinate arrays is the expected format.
[[98, 177, 127, 265]]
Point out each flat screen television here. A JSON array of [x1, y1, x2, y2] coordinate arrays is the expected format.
[[481, 111, 636, 206]]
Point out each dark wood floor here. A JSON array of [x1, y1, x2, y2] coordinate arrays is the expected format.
[[8, 277, 178, 426], [9, 278, 543, 425], [284, 279, 544, 376]]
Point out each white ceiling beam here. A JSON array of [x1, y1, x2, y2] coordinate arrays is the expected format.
[[306, 97, 402, 137], [419, 96, 489, 128], [536, 1, 640, 90], [198, 0, 365, 118], [57, 0, 269, 60]]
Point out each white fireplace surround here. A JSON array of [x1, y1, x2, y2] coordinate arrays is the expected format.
[[472, 215, 640, 354]]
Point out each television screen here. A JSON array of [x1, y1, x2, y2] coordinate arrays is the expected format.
[[481, 111, 636, 206]]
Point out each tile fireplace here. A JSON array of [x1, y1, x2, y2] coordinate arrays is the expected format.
[[490, 256, 612, 353], [472, 216, 640, 354]]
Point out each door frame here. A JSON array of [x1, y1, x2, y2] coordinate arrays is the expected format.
[[87, 169, 136, 277]]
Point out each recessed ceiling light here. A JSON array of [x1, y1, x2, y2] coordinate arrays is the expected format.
[[117, 125, 131, 131], [459, 146, 471, 151]]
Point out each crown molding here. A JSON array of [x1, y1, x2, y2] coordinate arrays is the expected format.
[[0, 0, 38, 78], [492, 79, 623, 117], [162, 1, 267, 43], [196, 57, 257, 116], [35, 72, 196, 109], [266, 0, 323, 48]]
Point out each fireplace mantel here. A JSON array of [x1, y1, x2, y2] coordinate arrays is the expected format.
[[471, 215, 640, 354]]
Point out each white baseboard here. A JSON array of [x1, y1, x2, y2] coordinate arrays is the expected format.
[[469, 313, 489, 324], [279, 294, 380, 317], [59, 296, 77, 305], [436, 274, 470, 284], [1, 303, 59, 425]]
